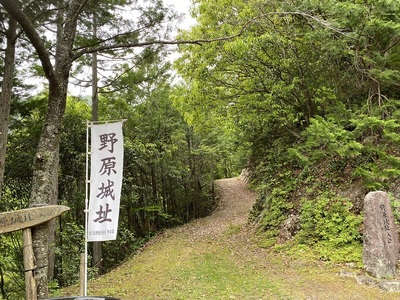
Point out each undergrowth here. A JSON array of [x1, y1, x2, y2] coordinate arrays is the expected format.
[[254, 188, 364, 264], [249, 108, 400, 265], [276, 194, 363, 264]]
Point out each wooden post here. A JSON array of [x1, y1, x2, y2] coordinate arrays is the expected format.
[[23, 228, 37, 300], [80, 253, 85, 296], [0, 205, 70, 299]]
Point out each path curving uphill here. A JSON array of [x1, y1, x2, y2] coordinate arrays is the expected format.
[[171, 177, 257, 240], [62, 177, 400, 299]]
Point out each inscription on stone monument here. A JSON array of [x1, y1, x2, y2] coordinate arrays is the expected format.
[[363, 191, 399, 279], [380, 203, 393, 244]]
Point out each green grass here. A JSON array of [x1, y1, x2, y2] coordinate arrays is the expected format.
[[223, 224, 242, 236], [159, 246, 288, 300], [58, 230, 400, 300], [56, 177, 400, 299]]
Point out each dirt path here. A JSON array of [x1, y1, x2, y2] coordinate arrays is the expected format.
[[170, 177, 256, 239], [62, 177, 400, 299]]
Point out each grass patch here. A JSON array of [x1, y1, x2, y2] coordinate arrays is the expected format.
[[57, 229, 400, 300], [56, 176, 400, 300], [161, 246, 289, 300], [223, 224, 242, 236]]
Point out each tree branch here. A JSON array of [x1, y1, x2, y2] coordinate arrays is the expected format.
[[0, 0, 55, 83], [72, 26, 253, 60], [71, 10, 353, 62]]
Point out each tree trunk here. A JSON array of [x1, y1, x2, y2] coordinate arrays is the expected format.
[[0, 264, 6, 299], [90, 10, 104, 275], [30, 86, 67, 298], [0, 16, 17, 199], [29, 9, 72, 294], [29, 15, 71, 295]]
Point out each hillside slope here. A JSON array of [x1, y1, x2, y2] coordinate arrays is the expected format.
[[60, 177, 400, 299]]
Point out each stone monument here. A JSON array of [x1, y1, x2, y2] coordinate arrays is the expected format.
[[363, 191, 399, 279]]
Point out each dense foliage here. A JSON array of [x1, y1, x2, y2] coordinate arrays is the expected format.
[[0, 59, 222, 298], [175, 0, 400, 262], [2, 0, 400, 297]]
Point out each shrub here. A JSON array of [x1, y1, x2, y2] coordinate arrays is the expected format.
[[295, 194, 363, 262]]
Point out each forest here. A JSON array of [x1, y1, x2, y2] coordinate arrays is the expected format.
[[1, 0, 400, 298]]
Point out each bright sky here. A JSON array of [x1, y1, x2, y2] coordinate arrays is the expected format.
[[163, 0, 196, 32], [67, 1, 195, 96]]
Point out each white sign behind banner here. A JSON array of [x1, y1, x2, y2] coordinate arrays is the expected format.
[[88, 122, 123, 241]]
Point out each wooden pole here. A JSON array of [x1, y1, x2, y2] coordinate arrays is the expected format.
[[22, 228, 37, 300], [0, 205, 70, 298], [80, 253, 85, 296]]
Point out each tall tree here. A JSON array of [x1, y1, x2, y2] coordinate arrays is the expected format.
[[0, 14, 17, 199], [0, 0, 182, 297], [175, 0, 400, 161], [174, 0, 400, 259]]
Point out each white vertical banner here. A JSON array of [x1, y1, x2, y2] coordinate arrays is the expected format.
[[88, 122, 124, 241]]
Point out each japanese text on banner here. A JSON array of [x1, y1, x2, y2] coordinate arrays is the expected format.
[[88, 122, 123, 241]]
